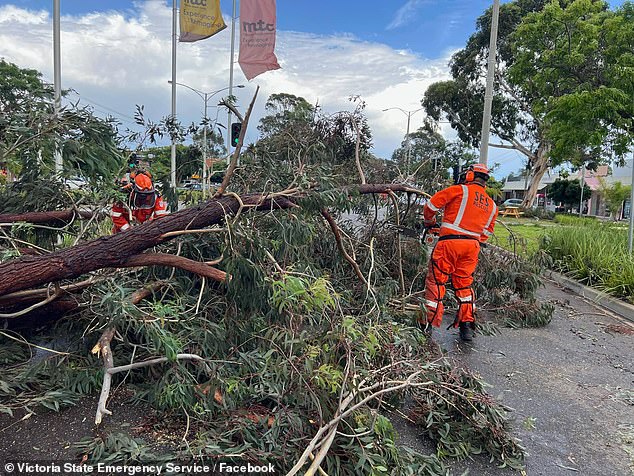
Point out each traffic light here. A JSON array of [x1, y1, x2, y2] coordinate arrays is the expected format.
[[231, 122, 242, 147]]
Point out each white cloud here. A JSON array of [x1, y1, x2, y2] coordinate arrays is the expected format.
[[387, 0, 432, 30], [0, 1, 453, 160]]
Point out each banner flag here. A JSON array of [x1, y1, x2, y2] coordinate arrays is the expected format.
[[179, 0, 226, 43], [238, 0, 281, 80]]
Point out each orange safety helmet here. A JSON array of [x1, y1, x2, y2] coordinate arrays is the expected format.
[[465, 163, 490, 182], [134, 173, 154, 191]]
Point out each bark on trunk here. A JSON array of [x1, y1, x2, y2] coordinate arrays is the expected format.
[[0, 210, 93, 224], [0, 194, 294, 297], [522, 143, 550, 208]]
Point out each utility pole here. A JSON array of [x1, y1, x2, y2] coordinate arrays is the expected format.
[[479, 0, 501, 167], [382, 107, 422, 177], [202, 93, 209, 198], [53, 0, 62, 175], [170, 0, 178, 201], [226, 0, 237, 164], [579, 165, 585, 217]]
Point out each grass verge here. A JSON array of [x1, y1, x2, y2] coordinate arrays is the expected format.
[[540, 220, 634, 303]]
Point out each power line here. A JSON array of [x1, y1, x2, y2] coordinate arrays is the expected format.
[[69, 91, 138, 123]]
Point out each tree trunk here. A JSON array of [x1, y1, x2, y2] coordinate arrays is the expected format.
[[0, 210, 93, 224], [0, 184, 426, 298], [522, 143, 550, 208], [0, 194, 294, 297]]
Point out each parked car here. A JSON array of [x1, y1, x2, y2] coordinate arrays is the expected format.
[[63, 176, 88, 190], [182, 181, 202, 190], [501, 198, 524, 209]]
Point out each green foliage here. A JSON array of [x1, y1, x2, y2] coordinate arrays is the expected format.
[[411, 363, 525, 470], [0, 326, 102, 416], [522, 207, 555, 220], [598, 178, 632, 219], [547, 178, 591, 211], [75, 433, 174, 465], [0, 60, 123, 184], [509, 0, 634, 162], [390, 124, 449, 189], [423, 0, 633, 201], [0, 82, 548, 474], [541, 220, 634, 302], [271, 275, 336, 315], [476, 248, 554, 327], [553, 213, 598, 226]]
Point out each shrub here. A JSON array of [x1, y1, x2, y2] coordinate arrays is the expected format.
[[553, 214, 598, 226], [541, 222, 634, 302], [523, 208, 555, 220]]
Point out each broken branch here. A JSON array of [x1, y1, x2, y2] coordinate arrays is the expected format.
[[120, 253, 227, 283]]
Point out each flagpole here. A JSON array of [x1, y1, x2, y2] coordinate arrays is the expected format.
[[170, 0, 178, 203], [53, 0, 63, 175], [226, 0, 237, 165]]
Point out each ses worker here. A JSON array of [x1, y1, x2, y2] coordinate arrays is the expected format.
[[419, 163, 498, 341]]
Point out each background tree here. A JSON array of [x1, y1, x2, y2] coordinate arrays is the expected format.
[[547, 178, 591, 212], [0, 60, 122, 186], [598, 178, 632, 219], [509, 0, 634, 162], [423, 0, 632, 209], [390, 124, 447, 190]]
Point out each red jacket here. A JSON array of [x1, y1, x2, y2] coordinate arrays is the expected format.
[[423, 183, 498, 242]]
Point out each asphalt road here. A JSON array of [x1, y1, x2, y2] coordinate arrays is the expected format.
[[395, 279, 634, 475]]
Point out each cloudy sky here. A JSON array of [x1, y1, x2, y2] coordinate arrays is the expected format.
[[0, 1, 625, 178]]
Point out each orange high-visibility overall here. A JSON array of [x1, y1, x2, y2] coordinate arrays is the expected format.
[[421, 183, 498, 328], [111, 195, 168, 233]]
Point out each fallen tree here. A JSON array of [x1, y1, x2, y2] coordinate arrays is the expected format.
[[0, 209, 94, 225], [0, 82, 548, 475], [0, 184, 426, 298]]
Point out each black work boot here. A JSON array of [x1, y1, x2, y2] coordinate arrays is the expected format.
[[417, 320, 433, 338], [459, 322, 474, 342]]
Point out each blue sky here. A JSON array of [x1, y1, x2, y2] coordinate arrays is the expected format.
[[5, 0, 626, 58], [0, 0, 503, 58], [0, 1, 628, 178]]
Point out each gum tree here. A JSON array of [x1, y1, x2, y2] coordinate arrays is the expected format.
[[423, 0, 633, 207]]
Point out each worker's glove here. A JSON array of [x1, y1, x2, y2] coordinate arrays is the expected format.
[[424, 223, 440, 235], [423, 220, 437, 230]]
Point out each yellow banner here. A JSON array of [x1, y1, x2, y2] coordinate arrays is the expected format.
[[179, 0, 226, 43]]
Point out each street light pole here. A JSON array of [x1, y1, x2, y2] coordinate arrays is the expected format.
[[382, 107, 423, 177], [479, 0, 501, 167], [53, 0, 62, 176], [168, 81, 244, 197], [405, 112, 412, 174]]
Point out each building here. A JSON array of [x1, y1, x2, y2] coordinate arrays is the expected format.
[[502, 159, 633, 218]]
